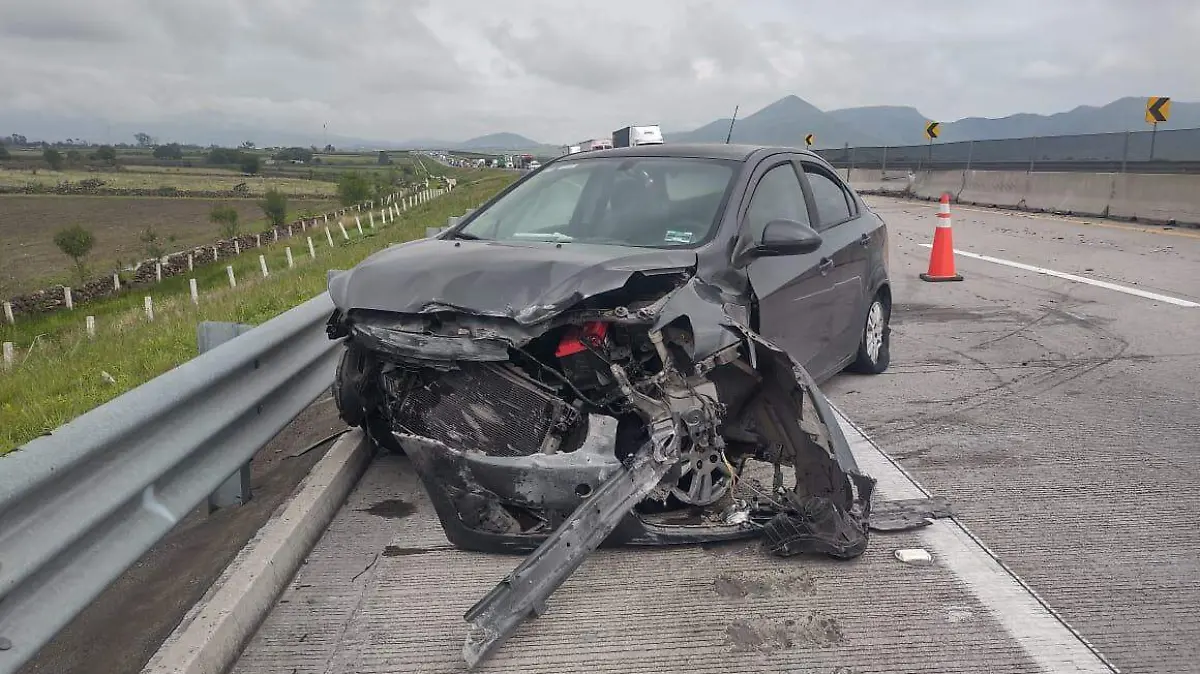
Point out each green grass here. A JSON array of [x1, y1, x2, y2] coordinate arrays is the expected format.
[[0, 173, 515, 454]]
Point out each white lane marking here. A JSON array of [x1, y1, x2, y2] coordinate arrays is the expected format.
[[917, 244, 1200, 308], [832, 407, 1119, 674]]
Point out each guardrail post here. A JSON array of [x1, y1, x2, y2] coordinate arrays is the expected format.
[[198, 321, 256, 512]]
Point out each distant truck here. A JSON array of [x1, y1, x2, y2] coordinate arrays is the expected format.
[[612, 125, 664, 148], [577, 139, 613, 152], [562, 145, 582, 155]]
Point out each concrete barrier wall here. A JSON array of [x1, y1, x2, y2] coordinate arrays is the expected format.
[[1109, 173, 1200, 224], [848, 169, 1200, 226], [957, 170, 1029, 209], [844, 169, 911, 195], [1022, 172, 1114, 217], [910, 170, 965, 200]]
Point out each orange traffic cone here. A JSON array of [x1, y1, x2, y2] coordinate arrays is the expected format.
[[920, 193, 964, 282]]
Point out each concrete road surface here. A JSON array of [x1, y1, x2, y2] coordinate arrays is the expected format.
[[823, 197, 1200, 673], [230, 198, 1198, 673]]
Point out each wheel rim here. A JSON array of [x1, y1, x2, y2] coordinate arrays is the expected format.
[[865, 301, 885, 362]]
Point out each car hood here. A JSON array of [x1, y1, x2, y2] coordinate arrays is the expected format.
[[328, 238, 697, 325]]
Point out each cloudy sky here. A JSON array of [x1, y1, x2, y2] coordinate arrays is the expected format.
[[2, 0, 1198, 145]]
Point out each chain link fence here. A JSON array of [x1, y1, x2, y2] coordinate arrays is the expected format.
[[816, 127, 1200, 174]]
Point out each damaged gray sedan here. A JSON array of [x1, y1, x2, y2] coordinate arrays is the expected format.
[[326, 144, 892, 666]]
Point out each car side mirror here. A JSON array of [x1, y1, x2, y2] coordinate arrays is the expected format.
[[752, 219, 823, 257]]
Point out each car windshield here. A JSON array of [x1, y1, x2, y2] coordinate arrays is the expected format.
[[456, 156, 737, 247]]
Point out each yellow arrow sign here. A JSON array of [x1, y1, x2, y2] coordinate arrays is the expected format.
[[925, 121, 940, 140], [804, 133, 814, 147], [1146, 97, 1171, 124]]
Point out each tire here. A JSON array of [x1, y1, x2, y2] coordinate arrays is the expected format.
[[848, 292, 891, 374], [333, 343, 405, 454]]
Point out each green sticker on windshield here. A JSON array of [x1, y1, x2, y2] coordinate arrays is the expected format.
[[664, 230, 694, 244]]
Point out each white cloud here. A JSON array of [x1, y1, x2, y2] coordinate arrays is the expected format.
[[0, 0, 1198, 144]]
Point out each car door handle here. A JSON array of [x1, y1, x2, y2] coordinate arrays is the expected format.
[[858, 233, 871, 247], [818, 257, 834, 275]]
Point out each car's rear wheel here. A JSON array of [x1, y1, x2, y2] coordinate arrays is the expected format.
[[848, 292, 890, 374]]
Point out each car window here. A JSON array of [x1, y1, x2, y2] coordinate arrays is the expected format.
[[459, 157, 736, 248], [803, 165, 854, 229], [744, 163, 809, 242]]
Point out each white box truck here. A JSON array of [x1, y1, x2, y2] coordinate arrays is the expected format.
[[612, 125, 664, 148]]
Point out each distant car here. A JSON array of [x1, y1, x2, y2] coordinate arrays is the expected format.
[[528, 160, 542, 170], [326, 143, 887, 554]]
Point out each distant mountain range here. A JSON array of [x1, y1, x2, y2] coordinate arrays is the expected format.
[[664, 95, 1200, 149], [406, 95, 1200, 153], [5, 95, 1197, 154]]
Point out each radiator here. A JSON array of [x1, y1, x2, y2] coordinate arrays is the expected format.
[[385, 363, 572, 457]]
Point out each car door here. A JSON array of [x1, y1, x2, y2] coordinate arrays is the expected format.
[[799, 161, 873, 374], [739, 158, 838, 374]]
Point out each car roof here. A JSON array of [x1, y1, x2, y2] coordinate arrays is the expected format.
[[574, 143, 820, 162]]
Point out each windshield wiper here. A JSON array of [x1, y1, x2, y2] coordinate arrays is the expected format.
[[449, 231, 484, 240], [511, 232, 574, 242]]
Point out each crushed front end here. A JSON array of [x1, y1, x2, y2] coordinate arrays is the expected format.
[[327, 271, 874, 554]]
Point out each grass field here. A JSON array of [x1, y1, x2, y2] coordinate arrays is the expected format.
[[0, 195, 337, 296], [0, 173, 516, 454], [0, 167, 338, 196]]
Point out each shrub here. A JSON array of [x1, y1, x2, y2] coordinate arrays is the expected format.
[[261, 189, 287, 227], [209, 204, 241, 239], [337, 171, 371, 206], [53, 225, 96, 282]]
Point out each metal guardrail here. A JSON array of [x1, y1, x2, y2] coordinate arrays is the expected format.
[[0, 292, 342, 673]]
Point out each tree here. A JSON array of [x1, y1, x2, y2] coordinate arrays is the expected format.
[[377, 150, 391, 165], [337, 171, 371, 206], [0, 145, 9, 160], [93, 145, 117, 163], [272, 146, 313, 163], [205, 147, 241, 165], [53, 225, 95, 282], [8, 134, 27, 147], [240, 154, 261, 175], [240, 141, 256, 150], [209, 204, 241, 239], [260, 189, 288, 227], [134, 132, 155, 147], [66, 149, 82, 163], [323, 144, 335, 153], [43, 148, 64, 171], [152, 143, 183, 160]]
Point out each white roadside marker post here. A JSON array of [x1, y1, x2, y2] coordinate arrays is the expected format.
[[190, 278, 199, 305], [307, 236, 316, 259], [286, 247, 294, 269], [259, 254, 269, 278], [64, 287, 73, 310], [227, 265, 237, 288], [144, 296, 154, 322], [86, 315, 96, 339]]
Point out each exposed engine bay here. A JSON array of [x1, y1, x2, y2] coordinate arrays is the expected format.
[[327, 265, 883, 667]]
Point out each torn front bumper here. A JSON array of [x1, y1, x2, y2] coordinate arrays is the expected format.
[[397, 415, 762, 554]]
